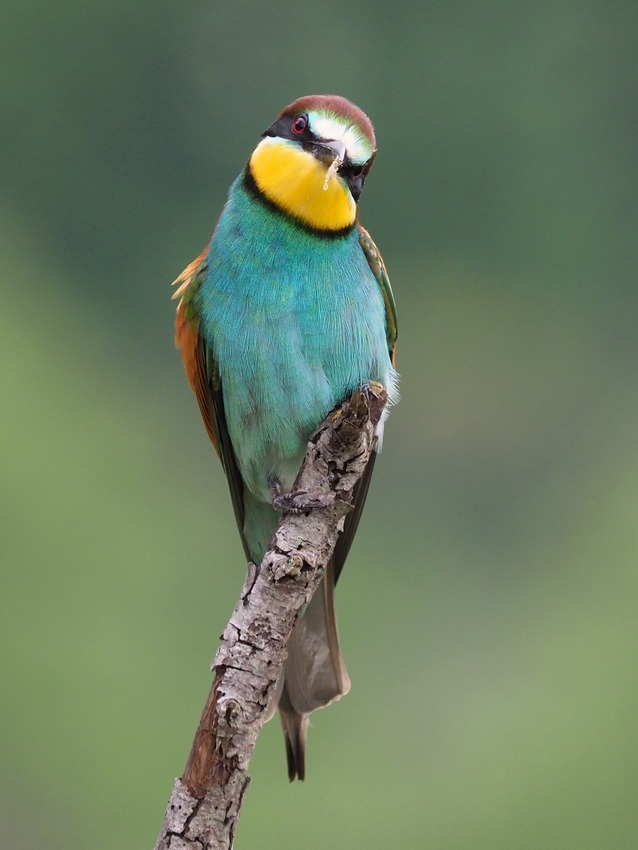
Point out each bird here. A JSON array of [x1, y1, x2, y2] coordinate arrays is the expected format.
[[173, 94, 398, 780]]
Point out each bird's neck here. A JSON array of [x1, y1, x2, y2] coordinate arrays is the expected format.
[[247, 137, 356, 234]]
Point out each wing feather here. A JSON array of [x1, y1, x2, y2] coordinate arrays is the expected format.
[[331, 226, 397, 585], [173, 250, 249, 559], [358, 224, 398, 365]]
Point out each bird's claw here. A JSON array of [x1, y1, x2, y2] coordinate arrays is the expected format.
[[270, 479, 334, 514]]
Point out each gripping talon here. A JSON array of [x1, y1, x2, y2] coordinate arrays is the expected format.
[[270, 478, 333, 514]]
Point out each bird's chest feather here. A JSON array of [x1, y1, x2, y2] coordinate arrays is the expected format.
[[195, 180, 389, 498]]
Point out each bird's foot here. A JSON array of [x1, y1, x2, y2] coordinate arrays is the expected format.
[[269, 479, 333, 514]]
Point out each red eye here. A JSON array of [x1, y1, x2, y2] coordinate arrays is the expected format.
[[291, 115, 307, 134], [351, 165, 364, 178]]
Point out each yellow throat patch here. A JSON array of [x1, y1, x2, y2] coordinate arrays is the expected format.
[[249, 138, 356, 232]]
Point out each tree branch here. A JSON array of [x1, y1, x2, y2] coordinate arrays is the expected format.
[[154, 382, 387, 850]]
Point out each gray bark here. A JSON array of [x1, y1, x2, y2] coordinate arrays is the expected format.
[[154, 383, 388, 850]]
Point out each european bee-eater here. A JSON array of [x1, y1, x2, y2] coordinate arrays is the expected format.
[[173, 94, 398, 780]]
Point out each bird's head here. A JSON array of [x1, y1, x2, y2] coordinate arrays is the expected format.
[[246, 95, 377, 234]]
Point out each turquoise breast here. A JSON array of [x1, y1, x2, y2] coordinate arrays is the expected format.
[[195, 174, 393, 504]]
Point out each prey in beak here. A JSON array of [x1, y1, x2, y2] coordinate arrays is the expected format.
[[312, 138, 347, 191]]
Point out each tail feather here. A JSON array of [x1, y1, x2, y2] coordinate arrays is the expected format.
[[284, 561, 351, 712], [278, 685, 309, 781], [277, 560, 351, 780], [242, 495, 352, 780]]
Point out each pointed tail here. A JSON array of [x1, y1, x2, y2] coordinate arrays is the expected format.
[[278, 560, 351, 780]]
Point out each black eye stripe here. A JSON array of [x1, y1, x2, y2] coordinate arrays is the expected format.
[[262, 114, 313, 142]]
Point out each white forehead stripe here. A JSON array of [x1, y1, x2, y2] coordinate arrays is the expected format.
[[308, 114, 373, 165]]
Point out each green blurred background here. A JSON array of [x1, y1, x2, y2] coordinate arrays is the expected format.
[[2, 1, 638, 847]]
